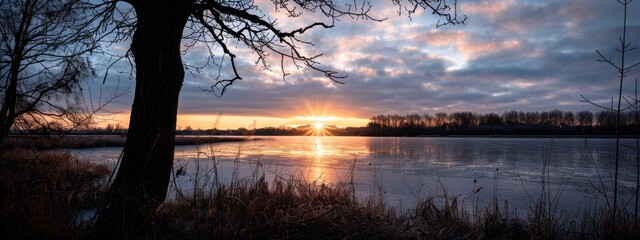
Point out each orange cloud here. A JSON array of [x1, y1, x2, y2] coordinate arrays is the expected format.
[[412, 30, 522, 62], [461, 0, 514, 15], [459, 39, 522, 57]]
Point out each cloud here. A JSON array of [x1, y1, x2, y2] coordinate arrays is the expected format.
[[88, 0, 640, 128]]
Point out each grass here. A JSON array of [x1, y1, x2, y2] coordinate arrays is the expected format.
[[161, 176, 408, 239], [1, 148, 110, 239], [1, 146, 639, 239], [1, 135, 252, 150]]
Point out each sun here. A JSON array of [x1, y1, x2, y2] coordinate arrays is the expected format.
[[304, 122, 332, 136]]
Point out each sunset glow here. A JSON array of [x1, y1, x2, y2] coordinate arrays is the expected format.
[[99, 113, 368, 130], [10, 0, 640, 238], [89, 0, 639, 130], [306, 122, 333, 136], [306, 138, 334, 184]]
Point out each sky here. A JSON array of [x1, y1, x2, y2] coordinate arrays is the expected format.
[[90, 0, 640, 130]]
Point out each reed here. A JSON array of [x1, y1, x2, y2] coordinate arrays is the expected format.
[[1, 148, 110, 239]]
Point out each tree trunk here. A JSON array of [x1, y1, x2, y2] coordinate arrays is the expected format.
[[0, 22, 24, 145], [93, 1, 190, 238], [0, 60, 19, 144]]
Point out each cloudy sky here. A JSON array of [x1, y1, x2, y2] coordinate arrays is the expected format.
[[92, 0, 640, 129]]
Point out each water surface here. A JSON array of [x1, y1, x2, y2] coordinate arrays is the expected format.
[[74, 136, 638, 216]]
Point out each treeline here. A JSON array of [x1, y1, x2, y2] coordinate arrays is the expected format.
[[12, 110, 639, 137], [366, 110, 638, 136]]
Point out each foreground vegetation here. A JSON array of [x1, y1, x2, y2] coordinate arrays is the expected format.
[[0, 135, 252, 150], [1, 148, 639, 239], [0, 149, 109, 238]]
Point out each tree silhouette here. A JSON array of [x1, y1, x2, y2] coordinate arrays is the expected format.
[[582, 0, 639, 236], [0, 0, 104, 144], [91, 0, 466, 237]]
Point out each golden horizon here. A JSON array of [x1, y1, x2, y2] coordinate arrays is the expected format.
[[97, 113, 370, 130]]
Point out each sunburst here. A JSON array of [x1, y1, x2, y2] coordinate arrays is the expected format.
[[305, 122, 333, 136]]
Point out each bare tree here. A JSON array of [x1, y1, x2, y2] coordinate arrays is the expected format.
[[562, 111, 575, 127], [0, 0, 105, 144], [525, 111, 540, 126], [583, 0, 639, 236], [422, 113, 434, 127], [502, 110, 519, 126], [479, 112, 502, 126], [434, 112, 449, 127], [549, 109, 563, 127], [577, 110, 594, 127], [90, 0, 466, 237]]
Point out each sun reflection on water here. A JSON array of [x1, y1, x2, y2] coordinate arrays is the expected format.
[[307, 137, 331, 183]]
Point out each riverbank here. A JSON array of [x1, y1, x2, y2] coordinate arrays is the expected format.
[[2, 135, 254, 150]]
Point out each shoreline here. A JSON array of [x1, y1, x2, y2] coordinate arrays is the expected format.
[[3, 133, 635, 150], [2, 135, 255, 150], [413, 134, 632, 138]]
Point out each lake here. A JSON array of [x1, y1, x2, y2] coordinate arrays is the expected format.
[[73, 136, 638, 217]]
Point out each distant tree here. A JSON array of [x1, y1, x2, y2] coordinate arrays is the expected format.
[[518, 111, 527, 125], [525, 111, 540, 126], [577, 110, 594, 127], [406, 113, 421, 129], [562, 111, 575, 127], [623, 111, 636, 127], [480, 113, 502, 126], [114, 123, 123, 133], [549, 109, 563, 127], [389, 114, 402, 129], [0, 0, 101, 143], [502, 110, 519, 126], [434, 112, 449, 127], [596, 110, 615, 130], [105, 123, 114, 133], [540, 111, 551, 126], [422, 113, 434, 128], [451, 111, 474, 127], [91, 0, 466, 237], [596, 111, 607, 129]]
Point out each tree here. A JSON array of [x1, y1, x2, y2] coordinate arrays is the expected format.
[[434, 112, 448, 127], [479, 112, 501, 126], [525, 111, 539, 126], [451, 111, 474, 127], [422, 113, 434, 128], [562, 111, 575, 127], [92, 0, 466, 237], [549, 109, 563, 127], [540, 111, 551, 126], [502, 110, 519, 126], [584, 0, 639, 236], [577, 110, 593, 127], [0, 0, 102, 144], [105, 123, 114, 133]]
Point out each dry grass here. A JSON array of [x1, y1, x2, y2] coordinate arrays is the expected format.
[[1, 135, 251, 150], [160, 176, 409, 239], [406, 195, 529, 239], [1, 148, 110, 239]]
